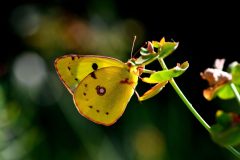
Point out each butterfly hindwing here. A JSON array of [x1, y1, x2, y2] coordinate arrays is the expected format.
[[73, 66, 138, 126], [54, 55, 126, 94]]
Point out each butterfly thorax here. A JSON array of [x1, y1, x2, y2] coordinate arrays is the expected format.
[[126, 60, 144, 77]]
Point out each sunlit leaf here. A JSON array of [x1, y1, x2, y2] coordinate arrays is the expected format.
[[140, 47, 150, 56], [142, 61, 189, 84], [217, 84, 240, 100], [151, 37, 165, 48], [152, 41, 160, 48], [134, 54, 156, 65], [135, 42, 157, 65], [229, 61, 240, 85], [158, 40, 179, 59], [135, 38, 178, 65]]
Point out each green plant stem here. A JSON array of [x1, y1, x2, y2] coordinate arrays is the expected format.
[[226, 146, 240, 158], [158, 58, 240, 158], [228, 83, 240, 157], [158, 58, 211, 132], [170, 78, 213, 130], [230, 83, 240, 106]]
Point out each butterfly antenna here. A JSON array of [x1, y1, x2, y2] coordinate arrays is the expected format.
[[131, 35, 137, 58], [132, 40, 150, 58]]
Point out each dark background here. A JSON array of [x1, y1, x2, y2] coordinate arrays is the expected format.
[[1, 0, 240, 160]]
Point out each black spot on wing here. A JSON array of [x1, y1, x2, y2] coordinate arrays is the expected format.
[[87, 105, 109, 116], [92, 63, 98, 70], [90, 72, 97, 79], [96, 85, 106, 96]]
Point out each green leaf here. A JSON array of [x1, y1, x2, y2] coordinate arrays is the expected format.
[[134, 38, 178, 65], [135, 42, 157, 65], [139, 42, 155, 56], [216, 84, 240, 100], [158, 41, 179, 59], [140, 47, 149, 56], [152, 41, 160, 48], [211, 111, 240, 146], [152, 37, 166, 48], [229, 62, 240, 85], [216, 110, 232, 128], [134, 54, 156, 65], [211, 124, 240, 146], [142, 61, 189, 83]]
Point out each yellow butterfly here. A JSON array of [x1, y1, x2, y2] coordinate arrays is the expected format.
[[54, 38, 181, 126], [55, 55, 141, 126]]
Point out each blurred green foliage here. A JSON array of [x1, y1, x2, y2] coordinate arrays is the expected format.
[[1, 1, 239, 160]]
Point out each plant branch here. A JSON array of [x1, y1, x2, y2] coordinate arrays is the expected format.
[[158, 58, 211, 132], [230, 83, 240, 106], [158, 58, 240, 158], [226, 146, 240, 158]]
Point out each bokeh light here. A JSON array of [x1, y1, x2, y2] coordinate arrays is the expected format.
[[10, 5, 41, 37], [12, 52, 47, 89], [133, 125, 166, 160]]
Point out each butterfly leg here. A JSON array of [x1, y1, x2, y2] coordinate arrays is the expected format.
[[141, 68, 156, 74]]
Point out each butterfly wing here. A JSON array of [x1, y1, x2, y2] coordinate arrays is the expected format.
[[73, 66, 138, 126], [54, 55, 125, 94]]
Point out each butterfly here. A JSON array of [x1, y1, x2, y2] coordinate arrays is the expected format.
[[54, 38, 181, 126]]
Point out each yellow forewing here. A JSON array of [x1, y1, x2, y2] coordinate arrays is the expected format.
[[73, 66, 138, 126], [54, 55, 125, 94]]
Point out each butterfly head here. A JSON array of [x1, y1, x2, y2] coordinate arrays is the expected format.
[[126, 59, 144, 77]]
